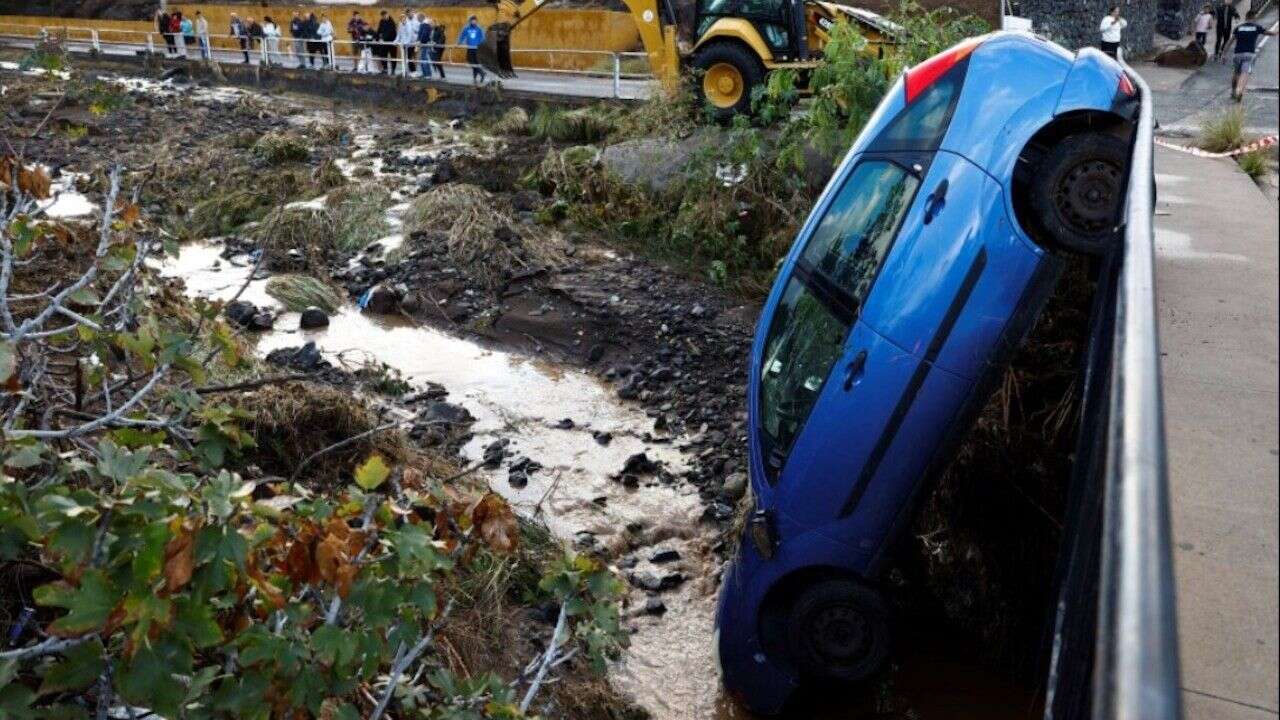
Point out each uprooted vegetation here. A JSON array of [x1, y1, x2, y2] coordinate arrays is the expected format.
[[0, 144, 632, 718]]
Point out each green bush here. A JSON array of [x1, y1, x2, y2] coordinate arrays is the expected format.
[[1201, 107, 1246, 153], [1237, 148, 1271, 179]]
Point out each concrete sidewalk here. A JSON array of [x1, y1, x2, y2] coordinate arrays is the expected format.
[[1154, 146, 1279, 718]]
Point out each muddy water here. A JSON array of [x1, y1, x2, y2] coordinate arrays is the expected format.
[[163, 239, 726, 719]]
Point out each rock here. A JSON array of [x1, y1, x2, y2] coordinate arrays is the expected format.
[[419, 401, 473, 426], [657, 572, 685, 591], [361, 283, 401, 314], [629, 572, 662, 592], [600, 133, 713, 192], [553, 418, 575, 430], [482, 439, 508, 468], [620, 452, 659, 476], [587, 343, 606, 362], [400, 291, 424, 314], [507, 455, 542, 490], [299, 306, 329, 329], [265, 341, 323, 371], [642, 596, 667, 616], [593, 431, 613, 446], [224, 299, 257, 327], [650, 548, 681, 564], [248, 310, 274, 331], [720, 472, 748, 502]]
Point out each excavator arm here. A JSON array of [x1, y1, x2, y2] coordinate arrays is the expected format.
[[478, 0, 681, 92]]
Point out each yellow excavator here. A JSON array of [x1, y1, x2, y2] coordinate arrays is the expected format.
[[478, 0, 897, 119]]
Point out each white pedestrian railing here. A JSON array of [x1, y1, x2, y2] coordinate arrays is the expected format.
[[0, 22, 654, 99]]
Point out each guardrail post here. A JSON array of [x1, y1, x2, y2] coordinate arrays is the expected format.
[[328, 41, 336, 71], [612, 53, 621, 99], [90, 29, 100, 53], [260, 38, 268, 66], [146, 32, 154, 55], [400, 44, 408, 78]]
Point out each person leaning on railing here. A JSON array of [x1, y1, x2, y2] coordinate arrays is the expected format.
[[376, 11, 398, 76], [262, 16, 281, 67], [317, 14, 335, 69], [230, 13, 249, 64], [290, 12, 306, 69], [348, 11, 369, 72], [458, 15, 486, 85], [194, 11, 209, 61]]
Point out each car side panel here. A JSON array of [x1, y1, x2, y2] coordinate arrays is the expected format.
[[1055, 47, 1133, 119], [773, 321, 920, 529], [860, 152, 1041, 381], [939, 34, 1072, 182]]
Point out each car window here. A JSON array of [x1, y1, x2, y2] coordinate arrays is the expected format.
[[759, 278, 849, 471], [869, 65, 964, 153], [798, 160, 920, 316]]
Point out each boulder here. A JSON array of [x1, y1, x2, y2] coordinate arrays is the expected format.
[[299, 306, 329, 329]]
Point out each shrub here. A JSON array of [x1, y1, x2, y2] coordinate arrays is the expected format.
[[187, 188, 275, 237], [251, 131, 311, 164], [325, 184, 393, 253], [1236, 148, 1271, 179], [528, 107, 616, 143], [265, 273, 346, 312], [1200, 107, 1246, 153]]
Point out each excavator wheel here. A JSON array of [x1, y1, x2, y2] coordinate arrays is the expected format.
[[478, 23, 516, 78], [692, 41, 764, 122]]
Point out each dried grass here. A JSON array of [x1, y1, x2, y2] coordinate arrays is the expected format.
[[401, 183, 566, 290], [264, 274, 345, 312]]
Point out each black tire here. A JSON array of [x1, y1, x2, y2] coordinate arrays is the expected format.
[[1028, 132, 1128, 254], [785, 578, 891, 683], [691, 41, 764, 123]]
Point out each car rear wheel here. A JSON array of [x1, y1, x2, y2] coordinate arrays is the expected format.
[[786, 578, 891, 683], [1028, 132, 1128, 254], [692, 42, 764, 122]]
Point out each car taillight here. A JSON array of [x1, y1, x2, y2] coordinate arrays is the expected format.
[[904, 38, 981, 103], [1118, 72, 1136, 97]]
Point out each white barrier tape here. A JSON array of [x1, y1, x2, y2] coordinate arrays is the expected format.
[[1154, 135, 1278, 158]]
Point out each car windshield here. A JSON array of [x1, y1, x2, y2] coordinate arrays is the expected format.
[[757, 160, 919, 477]]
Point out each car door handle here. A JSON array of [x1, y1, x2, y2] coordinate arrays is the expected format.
[[924, 178, 948, 224], [842, 350, 868, 391]]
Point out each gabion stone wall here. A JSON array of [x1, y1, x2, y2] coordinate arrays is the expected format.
[[1010, 0, 1159, 56], [1157, 0, 1205, 39]]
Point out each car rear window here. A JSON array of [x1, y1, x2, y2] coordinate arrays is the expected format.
[[868, 60, 967, 153]]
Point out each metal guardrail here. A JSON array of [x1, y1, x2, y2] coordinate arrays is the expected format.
[[0, 23, 655, 99], [1091, 59, 1182, 720], [1043, 53, 1182, 720]]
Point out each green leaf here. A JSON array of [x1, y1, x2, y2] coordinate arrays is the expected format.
[[38, 638, 104, 696], [353, 454, 391, 491], [311, 625, 354, 668], [109, 427, 167, 449], [33, 570, 120, 636], [96, 441, 151, 483], [131, 521, 169, 582], [116, 638, 191, 719], [67, 287, 100, 306], [3, 443, 44, 469], [0, 683, 34, 720], [174, 597, 224, 648]]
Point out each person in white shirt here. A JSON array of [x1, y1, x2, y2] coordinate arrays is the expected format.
[[262, 16, 281, 66], [1099, 6, 1127, 58], [396, 11, 419, 75], [317, 14, 335, 68], [194, 11, 209, 61], [1193, 4, 1215, 49]]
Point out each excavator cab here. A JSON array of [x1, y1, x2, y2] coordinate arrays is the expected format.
[[696, 0, 809, 62]]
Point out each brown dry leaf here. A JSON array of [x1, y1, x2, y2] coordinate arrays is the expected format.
[[471, 492, 519, 554], [162, 530, 195, 593], [402, 466, 424, 488], [283, 537, 317, 586], [314, 533, 348, 585], [114, 200, 140, 226], [334, 563, 358, 599]]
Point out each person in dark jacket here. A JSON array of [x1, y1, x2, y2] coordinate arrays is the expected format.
[[417, 16, 433, 78], [246, 16, 264, 62], [290, 12, 306, 68], [303, 13, 322, 68], [1214, 0, 1240, 60], [429, 22, 447, 79], [348, 11, 368, 70], [376, 11, 398, 75], [230, 13, 249, 63], [157, 9, 176, 56]]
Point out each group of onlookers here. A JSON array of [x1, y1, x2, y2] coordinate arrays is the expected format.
[[154, 8, 209, 60], [153, 7, 490, 84]]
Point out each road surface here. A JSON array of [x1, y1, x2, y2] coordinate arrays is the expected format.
[[1155, 145, 1279, 719], [0, 32, 658, 101]]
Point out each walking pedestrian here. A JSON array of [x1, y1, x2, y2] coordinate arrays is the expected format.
[[348, 11, 369, 72], [1214, 0, 1240, 60], [417, 14, 434, 78], [459, 15, 487, 85], [262, 16, 281, 67], [317, 14, 335, 68], [195, 11, 209, 61], [157, 9, 176, 56], [430, 22, 447, 79], [1194, 4, 1214, 49], [290, 12, 306, 68], [377, 11, 398, 75], [1226, 9, 1279, 102], [230, 14, 249, 64], [1099, 6, 1127, 58]]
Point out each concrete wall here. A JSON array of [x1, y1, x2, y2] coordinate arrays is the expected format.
[[0, 3, 644, 71]]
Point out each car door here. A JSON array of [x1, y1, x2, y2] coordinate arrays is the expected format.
[[751, 157, 926, 531]]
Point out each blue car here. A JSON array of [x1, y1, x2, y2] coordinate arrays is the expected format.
[[717, 32, 1139, 713]]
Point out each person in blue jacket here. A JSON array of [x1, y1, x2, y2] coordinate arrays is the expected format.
[[458, 16, 486, 85]]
